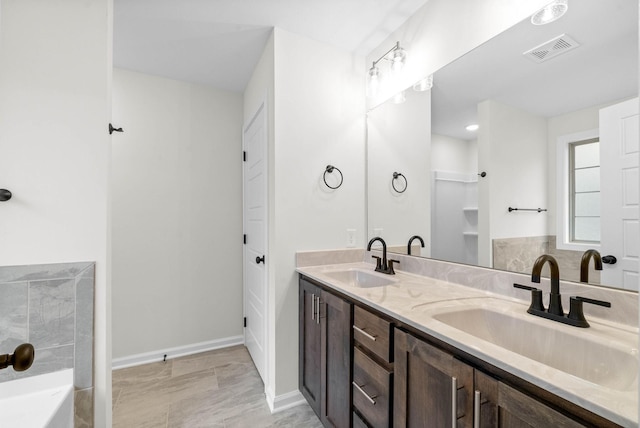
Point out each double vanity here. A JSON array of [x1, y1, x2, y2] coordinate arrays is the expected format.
[[297, 249, 638, 427]]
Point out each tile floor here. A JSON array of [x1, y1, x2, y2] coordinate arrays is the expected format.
[[112, 345, 323, 427]]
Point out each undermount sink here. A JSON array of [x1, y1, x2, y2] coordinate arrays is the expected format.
[[324, 268, 397, 288], [431, 305, 638, 392]]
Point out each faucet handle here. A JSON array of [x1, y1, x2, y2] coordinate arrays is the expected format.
[[371, 255, 382, 270], [568, 296, 611, 328], [388, 259, 400, 275], [513, 283, 545, 312], [572, 296, 611, 307]]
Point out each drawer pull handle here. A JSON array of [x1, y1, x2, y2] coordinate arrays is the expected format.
[[451, 377, 457, 428], [353, 325, 377, 341], [311, 293, 315, 321], [316, 296, 321, 325], [473, 390, 481, 428], [352, 381, 377, 405]]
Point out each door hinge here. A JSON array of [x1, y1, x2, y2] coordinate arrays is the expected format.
[[243, 151, 247, 162], [243, 234, 247, 244], [244, 317, 247, 328]]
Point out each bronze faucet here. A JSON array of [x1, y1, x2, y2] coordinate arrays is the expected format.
[[515, 254, 611, 327], [531, 254, 563, 316], [580, 249, 602, 283], [367, 237, 399, 275], [407, 235, 425, 255]]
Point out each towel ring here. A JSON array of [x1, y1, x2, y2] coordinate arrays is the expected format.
[[392, 172, 407, 193], [323, 165, 343, 189]]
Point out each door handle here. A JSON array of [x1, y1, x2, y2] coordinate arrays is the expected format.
[[602, 255, 617, 264], [256, 255, 265, 264]]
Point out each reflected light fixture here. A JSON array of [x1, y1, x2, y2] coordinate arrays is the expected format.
[[367, 41, 408, 97], [367, 66, 380, 97], [465, 124, 479, 132], [392, 91, 406, 104], [531, 0, 568, 25], [413, 75, 433, 91]]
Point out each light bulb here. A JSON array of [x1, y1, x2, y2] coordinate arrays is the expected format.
[[466, 124, 479, 132], [391, 47, 407, 73]]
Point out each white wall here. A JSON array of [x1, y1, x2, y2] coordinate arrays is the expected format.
[[367, 89, 431, 251], [432, 134, 477, 173], [272, 28, 366, 397], [243, 28, 366, 401], [365, 0, 551, 108], [477, 100, 548, 267], [0, 0, 112, 425], [111, 69, 244, 359]]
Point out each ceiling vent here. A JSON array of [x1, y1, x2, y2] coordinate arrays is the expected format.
[[523, 34, 580, 63]]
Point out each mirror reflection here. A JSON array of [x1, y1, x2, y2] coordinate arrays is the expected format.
[[367, 0, 638, 291]]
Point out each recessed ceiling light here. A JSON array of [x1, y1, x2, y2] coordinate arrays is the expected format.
[[531, 0, 568, 26], [466, 124, 479, 132]]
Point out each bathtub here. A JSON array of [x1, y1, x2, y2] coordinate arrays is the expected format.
[[0, 369, 73, 427]]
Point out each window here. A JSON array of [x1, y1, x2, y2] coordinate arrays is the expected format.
[[569, 138, 600, 243], [556, 129, 600, 251]]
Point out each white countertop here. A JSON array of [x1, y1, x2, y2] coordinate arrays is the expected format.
[[297, 262, 639, 427]]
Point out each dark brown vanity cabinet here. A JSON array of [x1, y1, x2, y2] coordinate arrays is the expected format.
[[300, 276, 619, 428], [299, 277, 352, 428], [394, 328, 594, 428]]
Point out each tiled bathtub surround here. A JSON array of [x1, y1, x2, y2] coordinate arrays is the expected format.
[[296, 248, 638, 329], [0, 262, 95, 427]]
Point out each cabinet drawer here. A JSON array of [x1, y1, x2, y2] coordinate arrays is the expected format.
[[353, 346, 392, 428], [354, 305, 392, 363]]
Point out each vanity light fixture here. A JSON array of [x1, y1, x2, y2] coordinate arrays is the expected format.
[[367, 41, 408, 96], [465, 124, 479, 132], [531, 0, 568, 25], [413, 75, 433, 92]]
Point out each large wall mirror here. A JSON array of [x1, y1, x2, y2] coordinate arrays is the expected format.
[[367, 0, 638, 291]]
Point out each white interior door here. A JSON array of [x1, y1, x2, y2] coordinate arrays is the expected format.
[[243, 102, 268, 381], [600, 98, 639, 291]]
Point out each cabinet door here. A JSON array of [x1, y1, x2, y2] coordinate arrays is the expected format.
[[320, 289, 352, 428], [394, 328, 474, 428], [474, 371, 585, 428], [299, 278, 321, 416]]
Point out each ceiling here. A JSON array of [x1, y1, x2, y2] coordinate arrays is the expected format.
[[113, 0, 429, 93], [430, 0, 638, 141]]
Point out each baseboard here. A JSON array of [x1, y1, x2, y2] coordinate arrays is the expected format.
[[112, 335, 244, 370], [266, 388, 306, 414]]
